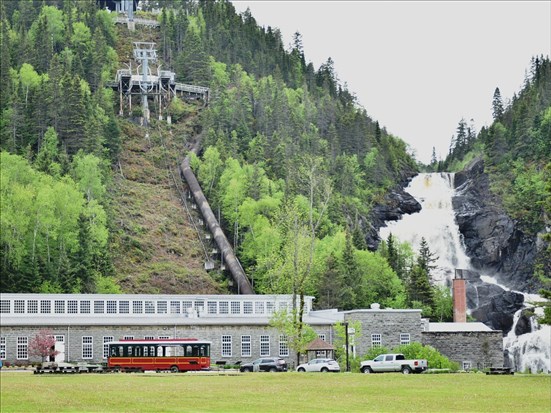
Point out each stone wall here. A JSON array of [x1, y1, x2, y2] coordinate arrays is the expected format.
[[422, 331, 503, 369], [344, 309, 424, 357]]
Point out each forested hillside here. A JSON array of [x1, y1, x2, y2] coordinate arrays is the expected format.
[[442, 56, 551, 320], [1, 1, 450, 316]]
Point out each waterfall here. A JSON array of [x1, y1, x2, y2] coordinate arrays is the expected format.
[[380, 173, 471, 285], [379, 172, 550, 373], [504, 295, 551, 373]]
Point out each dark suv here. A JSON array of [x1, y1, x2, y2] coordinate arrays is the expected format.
[[239, 357, 288, 372]]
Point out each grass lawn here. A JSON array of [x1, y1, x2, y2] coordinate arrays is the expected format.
[[1, 371, 550, 412]]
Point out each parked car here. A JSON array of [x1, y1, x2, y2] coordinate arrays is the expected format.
[[296, 358, 341, 373], [360, 353, 427, 374], [239, 357, 288, 372]]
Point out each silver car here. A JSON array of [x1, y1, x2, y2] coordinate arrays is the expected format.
[[296, 358, 340, 373]]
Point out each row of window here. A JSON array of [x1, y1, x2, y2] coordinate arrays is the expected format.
[[221, 335, 289, 357], [371, 333, 410, 347], [0, 299, 293, 316], [0, 334, 291, 360], [0, 333, 410, 360]]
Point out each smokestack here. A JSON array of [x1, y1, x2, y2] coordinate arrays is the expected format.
[[453, 269, 467, 323]]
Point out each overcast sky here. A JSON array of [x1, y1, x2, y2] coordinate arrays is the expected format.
[[231, 1, 551, 163]]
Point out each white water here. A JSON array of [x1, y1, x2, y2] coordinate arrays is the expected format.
[[380, 173, 551, 373], [380, 173, 471, 285]]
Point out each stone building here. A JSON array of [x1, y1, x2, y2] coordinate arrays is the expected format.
[[0, 293, 504, 370], [422, 322, 504, 369]]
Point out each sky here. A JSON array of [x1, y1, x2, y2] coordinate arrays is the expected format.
[[231, 1, 551, 164]]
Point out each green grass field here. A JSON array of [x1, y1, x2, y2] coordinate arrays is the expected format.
[[1, 371, 549, 412]]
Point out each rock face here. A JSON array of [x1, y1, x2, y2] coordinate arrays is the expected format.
[[462, 270, 524, 334], [452, 157, 539, 292], [364, 183, 421, 250]]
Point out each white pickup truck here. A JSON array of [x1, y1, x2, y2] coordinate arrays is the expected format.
[[360, 353, 427, 374]]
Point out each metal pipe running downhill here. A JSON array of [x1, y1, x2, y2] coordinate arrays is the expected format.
[[180, 156, 254, 295]]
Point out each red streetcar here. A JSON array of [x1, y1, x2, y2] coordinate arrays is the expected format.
[[107, 338, 211, 372]]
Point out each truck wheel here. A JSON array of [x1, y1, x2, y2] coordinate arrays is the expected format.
[[170, 365, 179, 373], [362, 367, 373, 374], [269, 367, 277, 372], [401, 366, 411, 374]]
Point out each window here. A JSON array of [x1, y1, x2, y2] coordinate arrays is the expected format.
[[194, 301, 205, 314], [103, 337, 114, 359], [0, 337, 6, 359], [14, 300, 25, 313], [400, 333, 410, 345], [157, 301, 167, 314], [318, 334, 326, 341], [144, 336, 155, 341], [279, 335, 289, 357], [219, 301, 229, 314], [17, 337, 28, 360], [182, 301, 193, 313], [145, 301, 155, 314], [231, 301, 241, 314], [106, 301, 117, 314], [94, 300, 104, 314], [123, 336, 134, 340], [132, 301, 143, 314], [255, 301, 264, 314], [260, 335, 270, 356], [221, 335, 232, 357], [40, 300, 51, 314], [170, 301, 180, 314], [243, 301, 253, 314], [80, 301, 90, 313], [278, 302, 288, 312], [266, 302, 275, 314], [82, 337, 93, 359], [0, 300, 10, 313], [28, 300, 38, 314], [54, 300, 65, 314], [67, 300, 78, 314], [119, 301, 130, 314], [207, 301, 217, 314], [371, 334, 382, 348], [241, 336, 251, 357], [462, 361, 472, 371]]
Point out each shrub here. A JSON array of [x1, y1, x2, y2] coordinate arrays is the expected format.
[[393, 342, 459, 371]]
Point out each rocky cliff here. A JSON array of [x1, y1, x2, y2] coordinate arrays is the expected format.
[[453, 157, 540, 293], [364, 181, 422, 250]]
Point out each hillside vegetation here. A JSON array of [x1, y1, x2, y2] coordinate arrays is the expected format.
[[440, 56, 551, 320], [1, 1, 467, 317]]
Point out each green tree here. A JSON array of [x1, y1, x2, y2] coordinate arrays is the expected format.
[[492, 87, 504, 121], [269, 309, 317, 365], [34, 127, 61, 176]]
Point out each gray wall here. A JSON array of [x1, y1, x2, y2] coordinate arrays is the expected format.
[[422, 331, 504, 369], [0, 324, 334, 367], [344, 310, 424, 357]]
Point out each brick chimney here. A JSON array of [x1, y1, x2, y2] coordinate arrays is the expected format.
[[453, 269, 467, 323]]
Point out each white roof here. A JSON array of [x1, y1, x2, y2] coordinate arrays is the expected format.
[[426, 322, 494, 332]]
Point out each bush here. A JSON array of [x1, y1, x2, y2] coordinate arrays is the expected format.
[[393, 342, 459, 371]]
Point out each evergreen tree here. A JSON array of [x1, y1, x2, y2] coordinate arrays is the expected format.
[[316, 252, 343, 310], [430, 147, 437, 171], [340, 230, 357, 310], [492, 87, 504, 120], [417, 237, 438, 275]]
